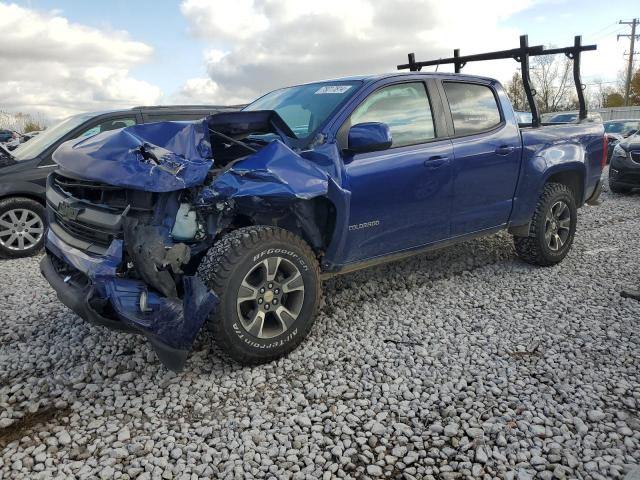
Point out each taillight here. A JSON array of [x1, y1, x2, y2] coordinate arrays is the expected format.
[[602, 135, 608, 168]]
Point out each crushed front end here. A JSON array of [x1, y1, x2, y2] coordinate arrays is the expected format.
[[41, 170, 218, 371], [40, 112, 336, 371], [40, 119, 221, 371]]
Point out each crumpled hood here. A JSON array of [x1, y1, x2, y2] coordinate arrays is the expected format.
[[52, 120, 213, 192]]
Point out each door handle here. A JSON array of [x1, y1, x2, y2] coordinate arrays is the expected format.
[[424, 155, 449, 168], [495, 145, 515, 155]]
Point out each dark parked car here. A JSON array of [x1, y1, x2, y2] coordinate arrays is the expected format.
[[541, 111, 603, 123], [19, 131, 42, 143], [609, 133, 640, 193], [0, 105, 238, 258], [0, 129, 18, 143], [604, 119, 640, 162]]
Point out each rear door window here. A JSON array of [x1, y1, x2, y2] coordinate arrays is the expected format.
[[443, 82, 502, 135]]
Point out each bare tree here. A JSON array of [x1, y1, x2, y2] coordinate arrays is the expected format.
[[504, 71, 528, 111], [530, 53, 574, 113]]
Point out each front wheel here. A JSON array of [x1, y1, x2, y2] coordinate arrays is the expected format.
[[197, 226, 321, 365], [0, 197, 46, 259], [513, 183, 577, 267]]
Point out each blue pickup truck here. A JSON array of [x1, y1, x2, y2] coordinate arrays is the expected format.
[[40, 69, 605, 370]]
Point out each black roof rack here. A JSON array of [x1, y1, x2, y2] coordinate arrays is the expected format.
[[397, 35, 596, 128]]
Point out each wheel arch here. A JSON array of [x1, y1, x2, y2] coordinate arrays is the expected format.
[[544, 167, 585, 206], [0, 182, 46, 207], [224, 195, 338, 257]]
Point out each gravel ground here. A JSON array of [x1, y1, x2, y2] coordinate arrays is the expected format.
[[1, 168, 639, 480]]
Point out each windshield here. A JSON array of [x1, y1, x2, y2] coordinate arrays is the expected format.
[[243, 81, 362, 140], [12, 113, 96, 161]]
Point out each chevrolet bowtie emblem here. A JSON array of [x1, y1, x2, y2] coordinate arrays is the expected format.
[[57, 201, 84, 221]]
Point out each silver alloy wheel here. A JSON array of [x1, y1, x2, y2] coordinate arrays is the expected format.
[[0, 208, 44, 251], [236, 256, 305, 339], [544, 200, 571, 251]]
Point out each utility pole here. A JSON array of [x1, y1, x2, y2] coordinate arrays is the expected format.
[[618, 18, 639, 106]]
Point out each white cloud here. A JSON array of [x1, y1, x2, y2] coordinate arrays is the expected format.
[[0, 3, 162, 121], [180, 0, 270, 41], [177, 0, 540, 105], [170, 76, 253, 106]]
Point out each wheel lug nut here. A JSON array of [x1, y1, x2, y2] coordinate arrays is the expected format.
[[259, 287, 265, 294], [264, 304, 270, 310], [274, 288, 280, 294], [273, 299, 278, 305], [268, 283, 273, 289]]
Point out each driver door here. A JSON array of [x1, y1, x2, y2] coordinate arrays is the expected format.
[[340, 81, 454, 263]]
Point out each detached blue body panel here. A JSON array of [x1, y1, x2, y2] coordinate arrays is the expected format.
[[52, 120, 213, 192]]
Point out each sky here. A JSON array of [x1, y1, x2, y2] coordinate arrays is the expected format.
[[0, 0, 636, 122]]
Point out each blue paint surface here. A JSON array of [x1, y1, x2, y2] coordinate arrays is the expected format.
[[53, 120, 213, 192]]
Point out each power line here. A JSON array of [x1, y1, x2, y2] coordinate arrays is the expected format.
[[617, 19, 639, 106]]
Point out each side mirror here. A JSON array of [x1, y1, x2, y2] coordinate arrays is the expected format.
[[347, 122, 392, 154]]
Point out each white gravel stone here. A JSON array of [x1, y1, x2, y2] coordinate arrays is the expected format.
[[0, 168, 638, 480]]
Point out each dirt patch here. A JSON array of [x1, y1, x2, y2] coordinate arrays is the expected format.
[[0, 406, 72, 449]]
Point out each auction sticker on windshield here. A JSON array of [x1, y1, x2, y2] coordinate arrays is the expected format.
[[315, 85, 352, 94]]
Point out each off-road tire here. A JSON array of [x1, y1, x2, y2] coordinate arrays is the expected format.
[[0, 197, 46, 259], [608, 179, 631, 194], [513, 183, 577, 267], [197, 226, 321, 365]]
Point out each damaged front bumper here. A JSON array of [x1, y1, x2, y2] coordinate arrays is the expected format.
[[40, 229, 218, 371]]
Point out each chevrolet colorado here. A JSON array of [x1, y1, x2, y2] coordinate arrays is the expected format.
[[40, 40, 606, 371]]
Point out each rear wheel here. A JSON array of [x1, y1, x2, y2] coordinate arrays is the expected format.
[[513, 183, 577, 266], [197, 226, 321, 365], [0, 197, 45, 259]]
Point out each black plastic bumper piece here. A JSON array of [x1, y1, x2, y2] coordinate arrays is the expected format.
[[40, 254, 137, 333], [40, 254, 189, 371]]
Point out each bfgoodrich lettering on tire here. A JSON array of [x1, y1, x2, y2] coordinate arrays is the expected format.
[[197, 226, 321, 365], [513, 182, 577, 267]]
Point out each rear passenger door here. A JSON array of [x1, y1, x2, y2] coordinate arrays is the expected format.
[[441, 81, 522, 236], [341, 81, 454, 262]]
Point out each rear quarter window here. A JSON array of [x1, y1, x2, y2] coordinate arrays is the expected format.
[[443, 82, 502, 136]]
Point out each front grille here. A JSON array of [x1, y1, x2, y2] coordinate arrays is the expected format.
[[52, 172, 155, 212], [50, 210, 120, 247], [47, 172, 149, 249], [630, 151, 640, 164]]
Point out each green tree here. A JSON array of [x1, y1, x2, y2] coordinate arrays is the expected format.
[[605, 93, 625, 107], [630, 69, 640, 106], [23, 119, 45, 133]]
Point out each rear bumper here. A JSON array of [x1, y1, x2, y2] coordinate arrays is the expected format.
[[41, 228, 218, 371]]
